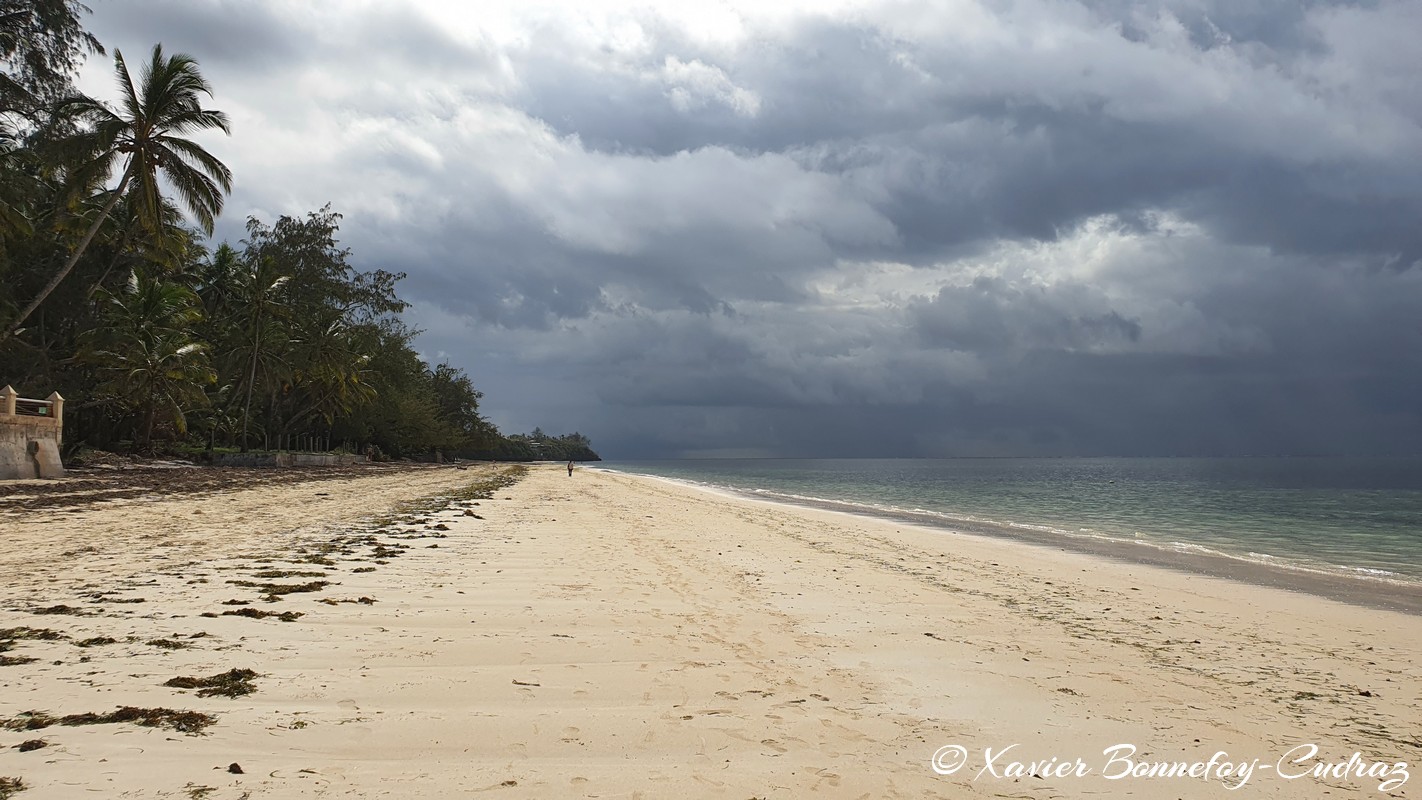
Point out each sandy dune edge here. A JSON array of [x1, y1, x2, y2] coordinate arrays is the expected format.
[[0, 464, 1417, 798]]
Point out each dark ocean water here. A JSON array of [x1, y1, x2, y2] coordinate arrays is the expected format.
[[600, 458, 1422, 584]]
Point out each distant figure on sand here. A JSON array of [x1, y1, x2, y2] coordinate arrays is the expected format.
[[567, 460, 574, 477]]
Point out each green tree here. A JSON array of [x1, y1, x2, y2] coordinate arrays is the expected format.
[[1, 0, 103, 118], [2, 43, 231, 342], [226, 253, 289, 451], [284, 313, 376, 434], [79, 270, 215, 449]]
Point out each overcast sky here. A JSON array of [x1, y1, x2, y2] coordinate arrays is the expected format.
[[77, 0, 1422, 458]]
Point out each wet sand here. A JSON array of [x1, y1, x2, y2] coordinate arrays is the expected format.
[[711, 486, 1422, 615]]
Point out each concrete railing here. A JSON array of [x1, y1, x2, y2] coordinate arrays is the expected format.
[[0, 385, 65, 479]]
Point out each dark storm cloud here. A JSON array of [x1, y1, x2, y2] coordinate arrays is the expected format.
[[507, 1, 1422, 266], [911, 276, 1143, 354], [87, 0, 301, 69], [78, 0, 1422, 456]]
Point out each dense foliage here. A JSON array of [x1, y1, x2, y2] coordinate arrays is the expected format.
[[0, 4, 597, 461]]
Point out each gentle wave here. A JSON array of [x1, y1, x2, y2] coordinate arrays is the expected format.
[[600, 464, 1420, 588]]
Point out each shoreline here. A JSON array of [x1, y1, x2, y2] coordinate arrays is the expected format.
[[598, 467, 1422, 615], [2, 464, 1418, 798]]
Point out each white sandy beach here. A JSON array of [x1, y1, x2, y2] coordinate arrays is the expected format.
[[0, 463, 1417, 798]]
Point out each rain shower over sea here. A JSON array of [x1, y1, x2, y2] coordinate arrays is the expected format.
[[602, 457, 1422, 586]]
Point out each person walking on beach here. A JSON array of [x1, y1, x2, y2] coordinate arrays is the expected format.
[[567, 460, 574, 477]]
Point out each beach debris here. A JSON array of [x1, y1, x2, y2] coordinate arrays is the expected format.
[[183, 785, 215, 799], [0, 628, 66, 666], [227, 579, 332, 602], [0, 776, 26, 799], [512, 680, 540, 687], [74, 637, 118, 648], [146, 638, 191, 650], [0, 627, 65, 642], [227, 763, 244, 774], [15, 740, 46, 752], [220, 608, 303, 622], [164, 669, 260, 698], [29, 605, 84, 616], [2, 706, 216, 734], [316, 596, 377, 606], [251, 569, 327, 579], [352, 567, 376, 573]]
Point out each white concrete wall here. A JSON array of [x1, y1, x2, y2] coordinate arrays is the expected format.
[[0, 416, 64, 480]]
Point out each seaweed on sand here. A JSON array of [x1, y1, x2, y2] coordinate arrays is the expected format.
[[226, 579, 331, 602], [227, 580, 331, 596], [2, 707, 216, 734], [0, 628, 65, 642], [30, 605, 84, 616], [374, 465, 527, 522], [221, 608, 303, 622], [164, 669, 260, 698], [251, 569, 327, 579], [0, 628, 67, 666]]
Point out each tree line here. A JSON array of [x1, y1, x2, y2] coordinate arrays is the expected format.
[[0, 1, 597, 462]]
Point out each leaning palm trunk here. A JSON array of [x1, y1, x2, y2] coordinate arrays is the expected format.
[[1, 163, 134, 342], [3, 44, 230, 345]]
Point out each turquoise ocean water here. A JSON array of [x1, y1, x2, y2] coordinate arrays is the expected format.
[[601, 458, 1422, 585]]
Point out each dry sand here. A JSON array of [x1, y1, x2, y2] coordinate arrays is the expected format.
[[0, 463, 1417, 798]]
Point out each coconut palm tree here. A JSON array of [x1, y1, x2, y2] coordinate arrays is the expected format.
[[227, 253, 290, 451], [285, 313, 377, 433], [83, 193, 192, 299], [2, 43, 231, 342], [80, 269, 215, 450]]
